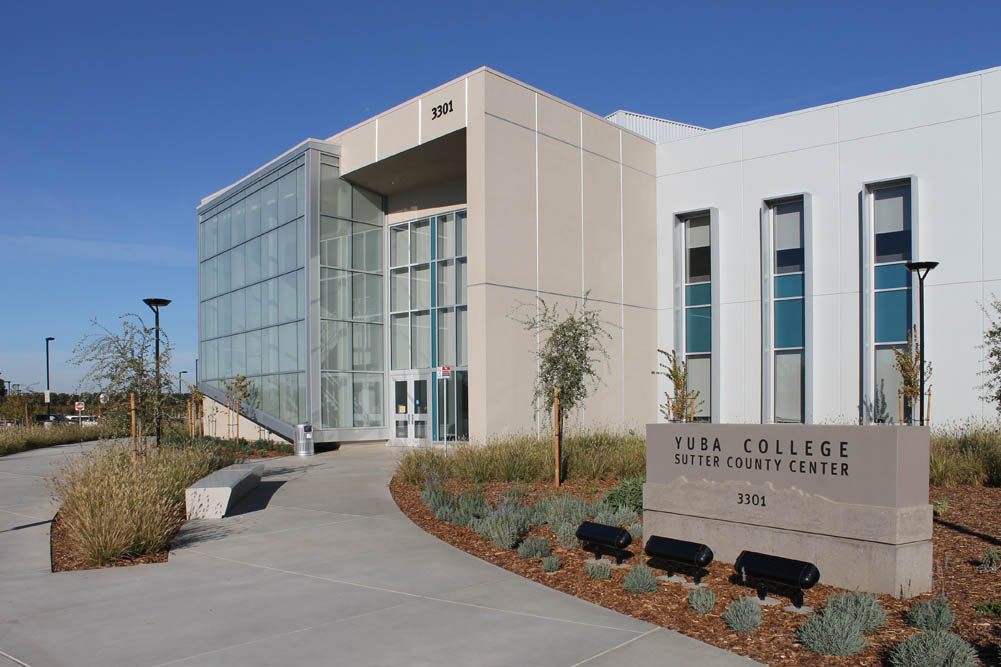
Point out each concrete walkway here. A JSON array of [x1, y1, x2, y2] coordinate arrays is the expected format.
[[0, 442, 758, 666]]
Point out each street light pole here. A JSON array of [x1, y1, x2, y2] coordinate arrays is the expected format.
[[45, 337, 55, 416], [143, 298, 171, 448], [178, 370, 188, 394], [905, 261, 938, 426]]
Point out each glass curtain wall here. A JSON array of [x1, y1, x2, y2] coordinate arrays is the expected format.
[[318, 162, 386, 429], [390, 210, 468, 440], [683, 214, 711, 421], [872, 183, 913, 422], [198, 159, 307, 425], [771, 200, 805, 423]]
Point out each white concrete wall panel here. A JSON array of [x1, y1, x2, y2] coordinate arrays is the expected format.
[[983, 112, 1001, 282], [839, 117, 983, 285], [657, 127, 741, 176], [984, 71, 1001, 115], [838, 75, 981, 141], [656, 67, 998, 424], [742, 107, 838, 160]]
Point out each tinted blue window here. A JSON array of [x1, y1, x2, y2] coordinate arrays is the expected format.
[[774, 299, 804, 349], [686, 283, 711, 306], [875, 264, 911, 290], [685, 307, 712, 354], [875, 290, 911, 343], [774, 274, 804, 298]]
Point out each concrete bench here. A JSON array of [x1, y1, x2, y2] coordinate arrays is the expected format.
[[185, 463, 264, 519]]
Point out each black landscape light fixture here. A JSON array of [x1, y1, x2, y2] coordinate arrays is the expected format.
[[734, 550, 820, 608], [45, 336, 55, 416], [178, 370, 188, 394], [575, 521, 633, 565], [143, 298, 171, 448], [644, 535, 714, 584], [904, 261, 938, 426]]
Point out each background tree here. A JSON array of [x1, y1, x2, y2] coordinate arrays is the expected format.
[[982, 295, 1001, 415], [517, 295, 611, 421], [652, 349, 702, 421], [70, 313, 173, 443]]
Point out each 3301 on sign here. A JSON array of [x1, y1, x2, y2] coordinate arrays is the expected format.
[[431, 101, 453, 120], [737, 493, 766, 507]]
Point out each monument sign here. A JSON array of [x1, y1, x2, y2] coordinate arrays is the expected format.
[[644, 423, 932, 596]]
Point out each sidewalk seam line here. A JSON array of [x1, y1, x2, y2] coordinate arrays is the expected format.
[[569, 627, 661, 666], [0, 648, 31, 667]]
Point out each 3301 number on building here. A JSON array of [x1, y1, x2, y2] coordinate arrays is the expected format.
[[431, 100, 453, 120]]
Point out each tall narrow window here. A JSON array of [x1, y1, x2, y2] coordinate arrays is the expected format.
[[772, 200, 805, 423], [683, 214, 711, 421], [872, 183, 912, 422]]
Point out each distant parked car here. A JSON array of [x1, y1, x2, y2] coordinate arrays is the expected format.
[[66, 415, 99, 426], [34, 414, 69, 427]]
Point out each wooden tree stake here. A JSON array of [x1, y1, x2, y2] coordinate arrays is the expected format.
[[554, 386, 561, 488], [130, 392, 137, 462]]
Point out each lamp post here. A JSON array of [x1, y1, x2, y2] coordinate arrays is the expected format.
[[45, 337, 55, 416], [143, 298, 171, 448], [178, 370, 188, 394], [904, 261, 938, 426]]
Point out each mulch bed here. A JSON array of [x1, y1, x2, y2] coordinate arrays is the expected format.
[[50, 449, 289, 573], [391, 478, 1001, 666]]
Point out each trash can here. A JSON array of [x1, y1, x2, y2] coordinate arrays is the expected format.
[[294, 424, 314, 457]]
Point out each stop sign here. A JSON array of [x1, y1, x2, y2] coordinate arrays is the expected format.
[[75, 402, 85, 412]]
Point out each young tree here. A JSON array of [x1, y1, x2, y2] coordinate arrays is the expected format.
[[517, 295, 611, 421], [223, 375, 253, 443], [893, 325, 932, 423], [651, 349, 702, 421], [70, 314, 173, 444], [982, 295, 1001, 415]]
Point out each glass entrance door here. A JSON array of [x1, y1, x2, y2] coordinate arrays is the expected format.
[[435, 370, 468, 443], [391, 372, 431, 446]]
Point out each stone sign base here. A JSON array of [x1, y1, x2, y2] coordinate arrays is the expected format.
[[645, 423, 933, 598], [644, 502, 931, 597]]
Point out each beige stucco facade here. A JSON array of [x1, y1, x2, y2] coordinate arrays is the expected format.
[[323, 68, 658, 442]]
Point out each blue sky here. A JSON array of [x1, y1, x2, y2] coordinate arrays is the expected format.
[[2, 0, 999, 393]]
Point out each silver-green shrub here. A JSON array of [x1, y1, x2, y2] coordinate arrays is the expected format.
[[722, 597, 763, 634], [978, 546, 1001, 573], [554, 521, 581, 549], [538, 494, 588, 527], [906, 597, 954, 631], [593, 505, 638, 527], [824, 591, 887, 634], [477, 506, 530, 550], [688, 587, 717, 614], [541, 555, 561, 573], [628, 523, 643, 540], [420, 485, 454, 515], [889, 631, 977, 667], [434, 504, 455, 522], [798, 608, 868, 656], [623, 563, 659, 594], [517, 536, 552, 559], [452, 490, 490, 528], [587, 560, 612, 579]]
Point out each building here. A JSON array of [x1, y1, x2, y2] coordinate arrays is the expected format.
[[196, 65, 1001, 445]]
